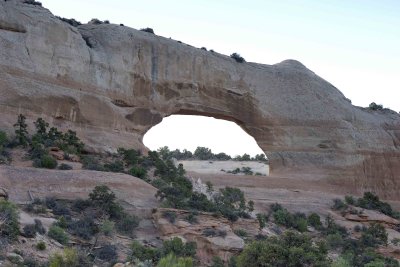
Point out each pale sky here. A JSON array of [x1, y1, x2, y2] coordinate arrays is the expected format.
[[40, 0, 400, 156]]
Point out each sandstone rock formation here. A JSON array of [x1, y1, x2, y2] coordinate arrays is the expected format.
[[153, 208, 248, 265], [0, 1, 399, 198]]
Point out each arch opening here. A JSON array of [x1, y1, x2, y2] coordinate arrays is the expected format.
[[143, 115, 269, 176]]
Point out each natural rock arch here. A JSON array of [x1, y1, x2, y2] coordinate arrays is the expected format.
[[0, 1, 399, 198]]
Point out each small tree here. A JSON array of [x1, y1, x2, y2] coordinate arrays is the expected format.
[[33, 118, 49, 143], [14, 114, 29, 147]]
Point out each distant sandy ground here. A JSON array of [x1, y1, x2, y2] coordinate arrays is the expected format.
[[178, 160, 269, 176]]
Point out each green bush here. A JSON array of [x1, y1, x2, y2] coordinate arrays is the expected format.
[[332, 198, 348, 210], [369, 102, 383, 111], [237, 231, 330, 267], [100, 220, 115, 236], [234, 229, 248, 238], [34, 154, 57, 169], [129, 241, 161, 263], [256, 213, 267, 229], [345, 195, 355, 205], [162, 237, 197, 258], [211, 256, 224, 267], [48, 225, 69, 245], [95, 244, 117, 262], [157, 253, 193, 267], [129, 166, 147, 179], [23, 224, 37, 238], [103, 160, 124, 173], [307, 213, 322, 228], [356, 192, 398, 218], [162, 210, 177, 223], [361, 223, 388, 247], [230, 53, 245, 63], [115, 213, 139, 236], [0, 200, 20, 241], [68, 217, 98, 240], [36, 241, 46, 250]]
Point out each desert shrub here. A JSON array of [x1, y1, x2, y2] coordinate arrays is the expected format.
[[81, 155, 104, 171], [234, 229, 248, 238], [323, 216, 348, 237], [68, 217, 98, 240], [332, 198, 348, 210], [202, 228, 227, 238], [129, 241, 161, 263], [162, 237, 197, 258], [100, 220, 115, 236], [256, 213, 267, 229], [237, 231, 329, 267], [48, 248, 83, 267], [95, 244, 118, 262], [129, 166, 147, 179], [89, 185, 116, 206], [140, 27, 155, 34], [307, 213, 322, 228], [34, 154, 57, 169], [103, 160, 124, 173], [345, 195, 355, 205], [361, 223, 388, 247], [214, 187, 252, 221], [34, 219, 45, 234], [356, 192, 398, 218], [184, 213, 198, 224], [48, 225, 69, 245], [71, 198, 91, 212], [157, 253, 193, 267], [115, 213, 139, 236], [211, 256, 224, 267], [230, 53, 245, 63], [36, 241, 46, 250], [0, 200, 20, 241], [118, 148, 141, 165], [58, 163, 72, 170], [45, 197, 70, 216], [0, 131, 8, 148], [187, 192, 216, 212], [326, 233, 344, 249], [23, 224, 37, 238], [369, 102, 383, 111]]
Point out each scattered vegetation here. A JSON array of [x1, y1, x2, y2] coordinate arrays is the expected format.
[[237, 231, 330, 266], [335, 192, 400, 219], [156, 146, 267, 162]]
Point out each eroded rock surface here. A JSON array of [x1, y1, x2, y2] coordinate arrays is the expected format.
[[0, 1, 399, 198]]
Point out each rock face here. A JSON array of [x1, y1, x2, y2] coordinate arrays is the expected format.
[[153, 208, 248, 265], [0, 1, 399, 198]]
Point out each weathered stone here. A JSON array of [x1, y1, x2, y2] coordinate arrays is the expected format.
[[0, 1, 399, 199], [0, 187, 8, 200]]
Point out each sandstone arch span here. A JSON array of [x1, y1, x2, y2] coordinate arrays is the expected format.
[[0, 1, 399, 198]]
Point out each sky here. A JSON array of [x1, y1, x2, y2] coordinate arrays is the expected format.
[[41, 0, 400, 156]]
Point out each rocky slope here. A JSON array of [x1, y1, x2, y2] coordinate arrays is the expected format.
[[0, 1, 399, 197]]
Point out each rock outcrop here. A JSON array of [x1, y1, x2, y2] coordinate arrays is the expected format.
[[0, 1, 399, 198], [153, 208, 249, 265]]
